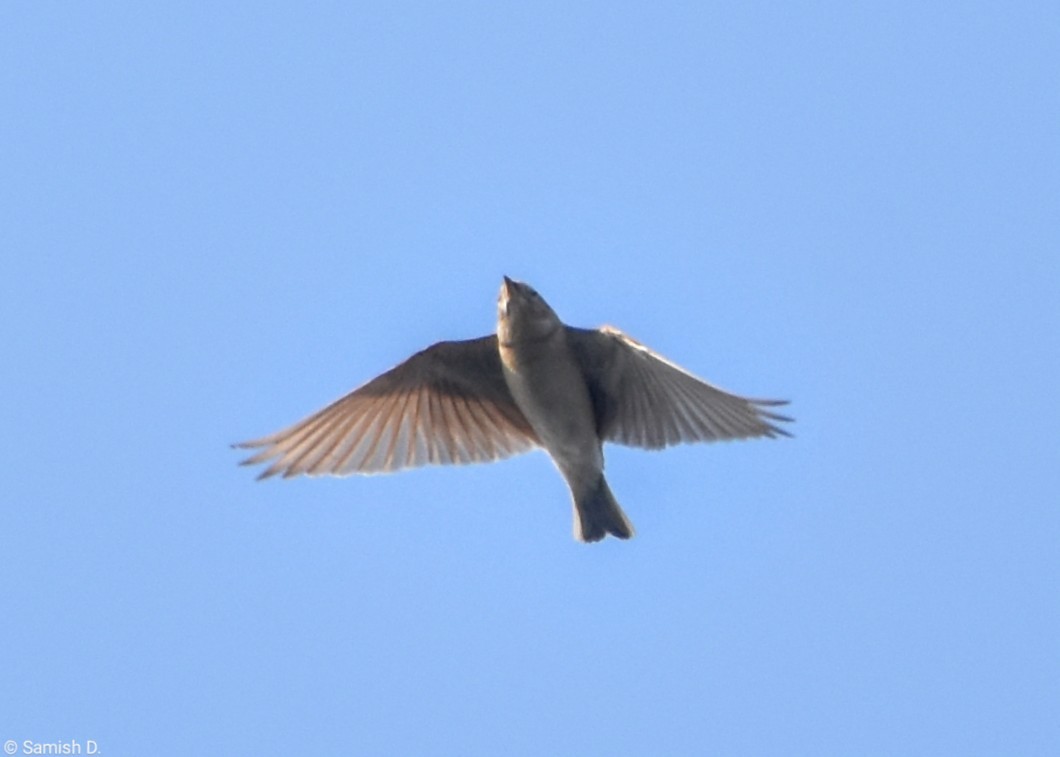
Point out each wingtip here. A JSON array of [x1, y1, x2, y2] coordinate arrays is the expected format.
[[753, 398, 794, 432], [233, 441, 282, 480], [768, 425, 795, 439], [751, 397, 791, 408], [251, 460, 286, 481]]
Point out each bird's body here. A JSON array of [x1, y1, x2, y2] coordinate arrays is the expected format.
[[236, 277, 791, 542], [499, 328, 603, 494], [496, 281, 627, 540]]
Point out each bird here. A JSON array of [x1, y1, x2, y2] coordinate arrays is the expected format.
[[235, 277, 792, 542]]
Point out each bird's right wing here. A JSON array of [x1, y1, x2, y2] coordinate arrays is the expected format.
[[235, 336, 539, 478], [567, 326, 792, 449]]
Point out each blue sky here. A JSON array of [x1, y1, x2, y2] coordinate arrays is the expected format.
[[3, 2, 1058, 755]]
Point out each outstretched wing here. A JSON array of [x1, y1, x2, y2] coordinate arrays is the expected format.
[[567, 326, 792, 449], [236, 336, 539, 478]]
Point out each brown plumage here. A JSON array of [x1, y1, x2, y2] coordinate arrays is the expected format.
[[236, 277, 792, 541]]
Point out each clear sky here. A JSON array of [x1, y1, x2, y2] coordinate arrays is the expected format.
[[3, 3, 1058, 755]]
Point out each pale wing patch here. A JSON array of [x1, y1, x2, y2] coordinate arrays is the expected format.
[[236, 337, 540, 479], [585, 326, 792, 449]]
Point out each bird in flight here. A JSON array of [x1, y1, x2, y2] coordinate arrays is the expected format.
[[235, 277, 792, 542]]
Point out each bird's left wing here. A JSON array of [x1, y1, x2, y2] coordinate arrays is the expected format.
[[236, 336, 539, 478], [566, 326, 792, 449]]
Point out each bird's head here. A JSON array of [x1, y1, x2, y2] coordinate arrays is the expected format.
[[497, 276, 561, 344]]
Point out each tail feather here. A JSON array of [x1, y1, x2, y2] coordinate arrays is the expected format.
[[573, 477, 634, 543]]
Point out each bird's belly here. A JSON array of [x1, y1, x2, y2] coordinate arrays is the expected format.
[[503, 361, 603, 478]]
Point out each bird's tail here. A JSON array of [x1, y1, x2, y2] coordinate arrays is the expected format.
[[573, 476, 634, 543]]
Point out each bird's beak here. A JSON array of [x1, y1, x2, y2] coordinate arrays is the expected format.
[[501, 276, 517, 302], [499, 276, 513, 315]]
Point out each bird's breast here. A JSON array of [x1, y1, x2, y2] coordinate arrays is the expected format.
[[498, 337, 602, 476]]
